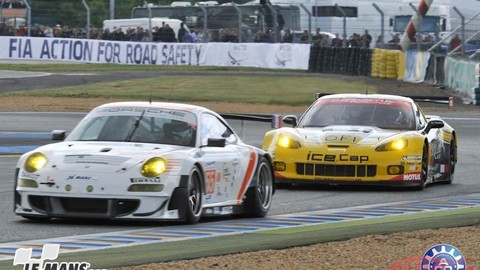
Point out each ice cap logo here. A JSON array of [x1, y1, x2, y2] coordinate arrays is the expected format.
[[227, 45, 248, 65], [13, 244, 91, 270], [420, 244, 466, 270], [275, 45, 292, 66]]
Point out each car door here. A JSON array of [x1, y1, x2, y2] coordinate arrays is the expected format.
[[198, 113, 245, 206]]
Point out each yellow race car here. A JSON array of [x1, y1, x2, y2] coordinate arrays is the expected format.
[[262, 94, 457, 190]]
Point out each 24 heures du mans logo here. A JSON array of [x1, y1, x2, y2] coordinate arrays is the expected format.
[[13, 244, 105, 270]]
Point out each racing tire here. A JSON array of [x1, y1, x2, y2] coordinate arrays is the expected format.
[[176, 166, 203, 224], [415, 143, 429, 191], [243, 158, 274, 218], [445, 138, 457, 184]]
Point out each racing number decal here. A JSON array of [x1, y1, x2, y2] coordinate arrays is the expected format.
[[205, 170, 221, 194]]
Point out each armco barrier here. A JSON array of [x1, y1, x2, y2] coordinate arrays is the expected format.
[[308, 47, 372, 76]]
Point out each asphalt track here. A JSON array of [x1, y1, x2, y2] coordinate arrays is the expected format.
[[1, 69, 480, 269]]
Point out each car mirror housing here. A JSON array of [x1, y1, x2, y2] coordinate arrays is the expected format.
[[51, 130, 66, 141], [207, 138, 226, 147], [424, 120, 444, 134], [283, 115, 298, 127]]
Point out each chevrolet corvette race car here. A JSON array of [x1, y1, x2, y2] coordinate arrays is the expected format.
[[14, 102, 274, 223], [262, 94, 457, 190]]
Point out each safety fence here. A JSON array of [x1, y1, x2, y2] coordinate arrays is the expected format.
[[307, 46, 480, 105], [308, 47, 372, 76]]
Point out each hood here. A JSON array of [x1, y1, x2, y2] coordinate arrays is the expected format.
[[28, 141, 188, 172], [296, 125, 401, 146]]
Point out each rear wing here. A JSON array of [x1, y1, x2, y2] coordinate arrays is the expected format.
[[315, 93, 453, 109], [220, 113, 283, 129]]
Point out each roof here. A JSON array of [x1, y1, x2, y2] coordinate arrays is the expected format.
[[318, 93, 414, 103], [94, 101, 211, 114]]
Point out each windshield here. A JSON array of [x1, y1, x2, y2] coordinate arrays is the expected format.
[[67, 107, 197, 147], [300, 98, 415, 130]]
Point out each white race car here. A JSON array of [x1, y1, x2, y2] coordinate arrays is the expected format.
[[14, 102, 274, 223]]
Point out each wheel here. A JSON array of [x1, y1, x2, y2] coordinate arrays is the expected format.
[[445, 138, 457, 184], [176, 166, 203, 224], [415, 143, 429, 191], [243, 158, 274, 217]]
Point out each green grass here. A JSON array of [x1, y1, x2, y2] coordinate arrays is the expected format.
[[0, 64, 376, 106]]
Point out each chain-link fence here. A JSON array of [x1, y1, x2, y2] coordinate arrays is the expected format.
[[1, 0, 480, 55]]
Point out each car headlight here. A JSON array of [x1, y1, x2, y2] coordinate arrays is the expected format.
[[376, 138, 408, 151], [24, 152, 48, 173], [141, 157, 167, 177], [277, 134, 301, 149]]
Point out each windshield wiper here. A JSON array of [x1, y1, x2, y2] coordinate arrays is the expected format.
[[125, 110, 146, 142]]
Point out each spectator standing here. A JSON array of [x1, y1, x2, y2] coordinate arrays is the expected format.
[[282, 29, 293, 43], [299, 30, 309, 44], [331, 33, 342, 47], [177, 23, 187, 42], [348, 33, 361, 47], [361, 29, 372, 48], [375, 35, 383, 48], [53, 24, 62, 37], [450, 34, 462, 51], [44, 26, 53, 37], [312, 27, 323, 46]]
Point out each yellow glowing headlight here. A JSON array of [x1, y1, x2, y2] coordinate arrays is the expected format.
[[24, 152, 48, 173], [277, 134, 301, 149], [376, 138, 408, 151], [141, 157, 167, 177]]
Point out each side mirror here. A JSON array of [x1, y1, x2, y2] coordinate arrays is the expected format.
[[51, 130, 66, 141], [207, 138, 226, 147], [283, 115, 298, 127], [424, 120, 444, 134], [442, 19, 446, 31], [389, 18, 393, 27]]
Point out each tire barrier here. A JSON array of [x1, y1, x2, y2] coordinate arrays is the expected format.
[[371, 49, 404, 79], [308, 46, 372, 76]]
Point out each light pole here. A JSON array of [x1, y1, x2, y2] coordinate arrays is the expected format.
[[110, 0, 115, 20]]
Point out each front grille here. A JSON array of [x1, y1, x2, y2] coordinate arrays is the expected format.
[[28, 196, 140, 217], [296, 163, 377, 177], [61, 197, 108, 213]]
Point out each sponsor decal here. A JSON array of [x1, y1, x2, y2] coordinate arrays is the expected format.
[[227, 44, 248, 65], [388, 244, 471, 269], [130, 177, 161, 183], [13, 244, 105, 270], [39, 176, 56, 187], [324, 135, 359, 144], [275, 45, 292, 66], [307, 152, 369, 163], [421, 244, 466, 270], [20, 172, 40, 180], [403, 155, 422, 161], [66, 175, 96, 181], [205, 169, 221, 195], [403, 173, 421, 181]]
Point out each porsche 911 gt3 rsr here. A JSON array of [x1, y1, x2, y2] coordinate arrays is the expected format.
[[262, 94, 457, 190], [14, 102, 274, 223]]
